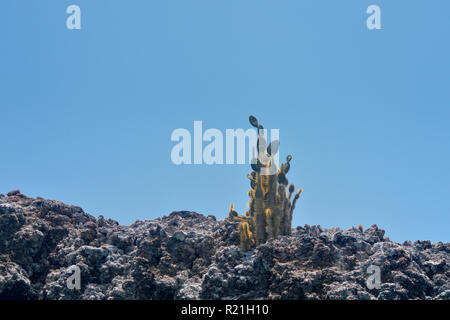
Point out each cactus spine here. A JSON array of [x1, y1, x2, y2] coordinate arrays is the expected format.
[[228, 115, 303, 251]]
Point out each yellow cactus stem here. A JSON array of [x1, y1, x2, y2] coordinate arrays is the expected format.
[[290, 188, 303, 214], [228, 116, 303, 251], [229, 203, 249, 223], [254, 197, 266, 244], [239, 222, 254, 251], [265, 208, 273, 238], [228, 203, 238, 218], [272, 206, 282, 238], [288, 184, 295, 200]]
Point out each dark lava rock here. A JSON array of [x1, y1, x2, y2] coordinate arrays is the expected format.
[[0, 192, 448, 300]]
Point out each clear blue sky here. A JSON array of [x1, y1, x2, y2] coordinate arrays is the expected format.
[[1, 1, 449, 243]]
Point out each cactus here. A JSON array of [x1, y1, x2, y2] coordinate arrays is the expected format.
[[228, 115, 303, 251], [238, 222, 254, 251]]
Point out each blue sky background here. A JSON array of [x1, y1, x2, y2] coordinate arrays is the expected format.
[[1, 1, 449, 243]]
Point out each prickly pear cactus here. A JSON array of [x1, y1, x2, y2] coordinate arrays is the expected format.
[[229, 115, 302, 251]]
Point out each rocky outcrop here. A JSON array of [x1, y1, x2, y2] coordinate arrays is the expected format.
[[0, 191, 448, 300]]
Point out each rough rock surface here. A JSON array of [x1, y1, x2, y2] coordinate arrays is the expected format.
[[0, 191, 448, 300]]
